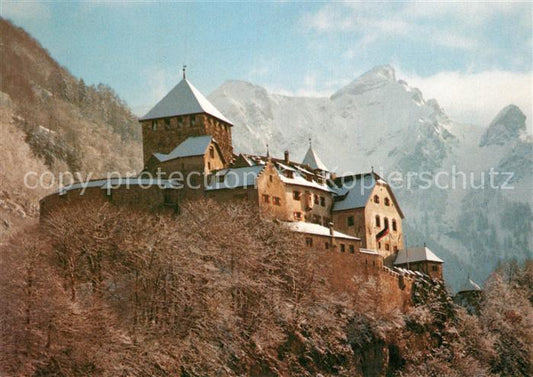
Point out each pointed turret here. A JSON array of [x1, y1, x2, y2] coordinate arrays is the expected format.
[[302, 139, 328, 172]]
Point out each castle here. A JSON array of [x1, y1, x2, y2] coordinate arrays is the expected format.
[[40, 72, 444, 289]]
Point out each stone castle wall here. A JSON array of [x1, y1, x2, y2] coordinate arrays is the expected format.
[[141, 114, 233, 166]]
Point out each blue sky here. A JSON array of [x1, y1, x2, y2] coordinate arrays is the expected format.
[[2, 1, 532, 129]]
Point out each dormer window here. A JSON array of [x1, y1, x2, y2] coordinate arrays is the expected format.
[[285, 171, 294, 179], [151, 120, 157, 130], [384, 198, 390, 206], [373, 195, 379, 204]]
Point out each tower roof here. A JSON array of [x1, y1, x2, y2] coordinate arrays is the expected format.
[[458, 277, 482, 293], [140, 78, 233, 125], [394, 246, 444, 265], [302, 143, 328, 171]]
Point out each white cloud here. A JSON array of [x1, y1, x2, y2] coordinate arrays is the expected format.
[[300, 2, 530, 53], [1, 1, 51, 22], [400, 69, 533, 131]]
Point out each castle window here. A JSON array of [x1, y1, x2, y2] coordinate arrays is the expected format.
[[273, 196, 281, 206], [312, 215, 321, 224], [320, 196, 326, 207], [385, 243, 390, 251], [384, 198, 390, 206], [384, 217, 389, 229], [340, 244, 346, 252], [207, 162, 211, 170], [164, 118, 171, 129], [378, 242, 381, 249], [294, 212, 302, 220], [218, 175, 224, 183], [432, 265, 439, 272], [392, 219, 397, 231], [190, 116, 196, 127], [314, 194, 319, 205], [269, 175, 273, 182], [306, 237, 313, 247], [285, 171, 294, 178], [262, 194, 270, 203], [325, 242, 330, 250], [375, 215, 381, 227], [209, 146, 215, 158], [373, 195, 379, 204], [177, 116, 183, 127], [393, 246, 398, 252], [293, 191, 301, 200], [151, 120, 158, 130], [349, 245, 355, 253], [347, 216, 354, 226]]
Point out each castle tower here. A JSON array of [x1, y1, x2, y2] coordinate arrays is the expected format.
[[139, 73, 233, 166], [302, 139, 328, 173]]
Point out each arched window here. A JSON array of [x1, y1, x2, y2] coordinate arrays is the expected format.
[[384, 217, 389, 229], [373, 195, 380, 204], [375, 215, 381, 227], [384, 198, 390, 206], [392, 219, 397, 231]]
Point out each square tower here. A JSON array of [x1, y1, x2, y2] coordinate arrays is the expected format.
[[139, 77, 233, 166]]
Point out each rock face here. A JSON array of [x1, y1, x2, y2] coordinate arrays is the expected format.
[[209, 66, 532, 289], [480, 105, 527, 147]]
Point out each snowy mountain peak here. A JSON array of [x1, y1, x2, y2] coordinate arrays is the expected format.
[[359, 64, 397, 82], [331, 65, 404, 100], [479, 104, 526, 147]]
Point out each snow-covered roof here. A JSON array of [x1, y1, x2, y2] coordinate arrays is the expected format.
[[57, 178, 182, 195], [205, 165, 264, 190], [140, 78, 233, 124], [153, 136, 213, 162], [302, 144, 328, 171], [235, 153, 332, 192], [458, 277, 482, 293], [332, 173, 376, 211], [284, 221, 360, 240], [394, 246, 444, 265], [278, 170, 332, 192]]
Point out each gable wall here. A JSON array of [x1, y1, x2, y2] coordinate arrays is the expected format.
[[256, 163, 291, 221], [364, 183, 404, 262]]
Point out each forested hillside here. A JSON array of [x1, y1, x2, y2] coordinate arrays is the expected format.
[[1, 201, 531, 376], [0, 18, 142, 222]]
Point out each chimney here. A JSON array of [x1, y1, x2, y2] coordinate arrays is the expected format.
[[284, 150, 290, 164], [328, 222, 334, 237]]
